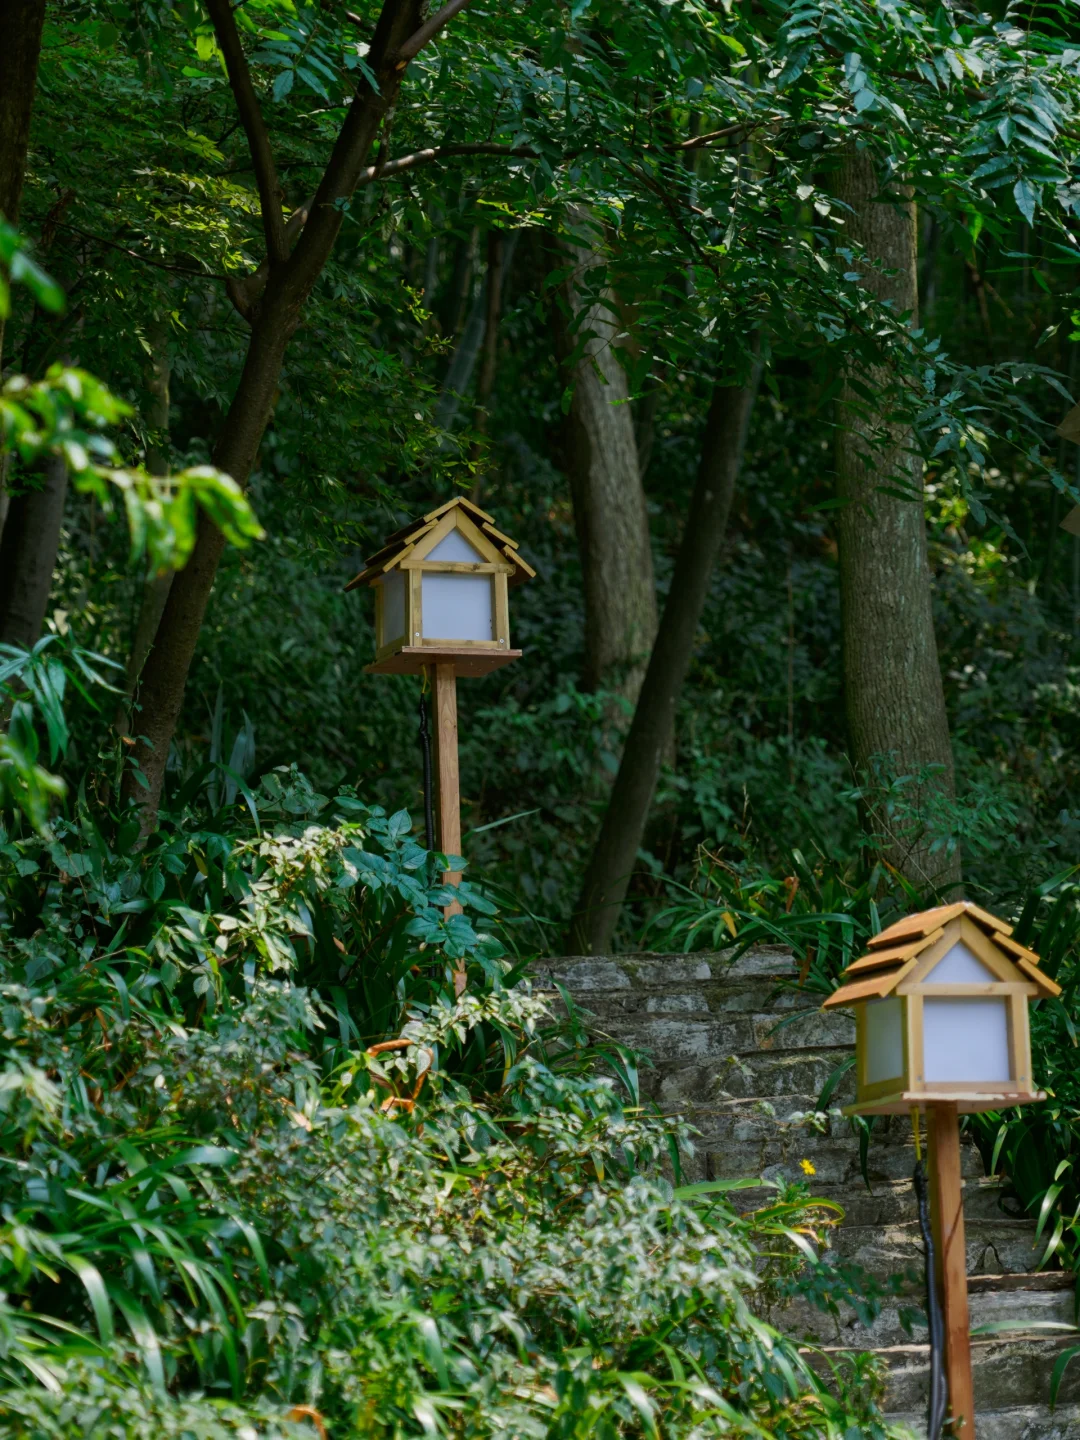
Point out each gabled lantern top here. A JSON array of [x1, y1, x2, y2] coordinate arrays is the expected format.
[[348, 496, 535, 677], [824, 900, 1060, 1010], [827, 901, 1060, 1117], [344, 496, 536, 593]]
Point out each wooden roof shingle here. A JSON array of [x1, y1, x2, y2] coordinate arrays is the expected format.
[[824, 903, 1060, 1008], [344, 497, 534, 592]]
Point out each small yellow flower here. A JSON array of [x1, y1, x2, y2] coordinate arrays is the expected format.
[[799, 1158, 816, 1176]]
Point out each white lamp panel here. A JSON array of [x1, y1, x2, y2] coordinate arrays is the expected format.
[[381, 571, 405, 643], [427, 530, 485, 563], [923, 997, 1011, 1083], [864, 997, 904, 1083], [925, 940, 997, 985], [422, 573, 493, 641]]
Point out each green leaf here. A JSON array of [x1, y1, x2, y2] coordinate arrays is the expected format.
[[1014, 176, 1041, 223], [1051, 1345, 1080, 1407], [66, 1255, 114, 1345]]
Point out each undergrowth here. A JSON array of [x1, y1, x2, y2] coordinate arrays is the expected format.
[[0, 638, 907, 1439]]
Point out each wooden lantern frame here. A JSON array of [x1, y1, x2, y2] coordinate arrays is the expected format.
[[823, 899, 1062, 1438], [824, 901, 1060, 1116], [345, 496, 535, 677]]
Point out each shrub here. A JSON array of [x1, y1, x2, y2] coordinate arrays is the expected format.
[[0, 761, 904, 1438]]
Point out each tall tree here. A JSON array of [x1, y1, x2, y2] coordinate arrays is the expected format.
[[469, 228, 505, 464], [558, 240, 657, 706], [436, 227, 519, 437], [0, 0, 48, 542], [833, 144, 961, 891], [0, 454, 66, 648], [0, 0, 46, 368], [122, 0, 467, 830], [568, 354, 760, 954]]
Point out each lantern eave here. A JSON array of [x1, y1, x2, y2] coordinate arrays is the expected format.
[[365, 645, 523, 678], [842, 1088, 1046, 1117], [345, 496, 536, 594]]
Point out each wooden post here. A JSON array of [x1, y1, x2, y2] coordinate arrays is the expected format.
[[430, 663, 466, 995], [928, 1103, 975, 1437]]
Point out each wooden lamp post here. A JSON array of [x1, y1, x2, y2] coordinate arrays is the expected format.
[[345, 497, 534, 981], [824, 901, 1061, 1436]]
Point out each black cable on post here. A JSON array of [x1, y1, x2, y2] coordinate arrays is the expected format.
[[418, 689, 435, 850], [914, 1157, 948, 1440]]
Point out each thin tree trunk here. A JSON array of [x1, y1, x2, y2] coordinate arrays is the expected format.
[[634, 380, 662, 481], [469, 228, 504, 461], [0, 0, 48, 536], [0, 453, 67, 647], [435, 229, 519, 436], [435, 285, 486, 432], [117, 316, 173, 734], [439, 226, 478, 340], [558, 239, 657, 705], [122, 293, 291, 817], [567, 354, 760, 954], [122, 0, 426, 831], [833, 146, 961, 891], [0, 312, 72, 649], [0, 0, 46, 372], [422, 235, 439, 313]]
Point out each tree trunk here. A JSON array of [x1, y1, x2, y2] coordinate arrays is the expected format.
[[559, 243, 657, 705], [0, 0, 48, 536], [469, 228, 505, 461], [567, 355, 760, 954], [0, 454, 67, 647], [439, 226, 478, 340], [117, 316, 173, 735], [0, 0, 45, 222], [122, 0, 425, 832], [0, 0, 46, 369], [833, 145, 961, 891], [122, 293, 291, 819], [435, 228, 518, 436]]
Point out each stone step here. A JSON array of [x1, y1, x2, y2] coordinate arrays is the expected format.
[[644, 1049, 855, 1106], [831, 1177, 1020, 1227], [535, 950, 805, 1019], [694, 1117, 990, 1186], [547, 949, 1068, 1436], [780, 1273, 1074, 1349], [829, 1218, 1045, 1277], [596, 1009, 855, 1060], [872, 1335, 1080, 1413], [891, 1405, 1080, 1440], [537, 947, 798, 990], [731, 1177, 1019, 1227], [688, 1092, 976, 1140]]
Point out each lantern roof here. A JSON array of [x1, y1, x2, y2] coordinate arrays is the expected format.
[[344, 496, 536, 593], [823, 900, 1061, 1010]]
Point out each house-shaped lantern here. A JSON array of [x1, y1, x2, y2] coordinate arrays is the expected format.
[[823, 901, 1060, 1116], [345, 496, 535, 676]]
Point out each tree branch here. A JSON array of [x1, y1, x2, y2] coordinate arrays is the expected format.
[[357, 141, 536, 183], [57, 223, 221, 279], [226, 201, 310, 321], [224, 146, 533, 321], [204, 0, 288, 265], [396, 0, 475, 63], [668, 118, 779, 151], [218, 112, 769, 324]]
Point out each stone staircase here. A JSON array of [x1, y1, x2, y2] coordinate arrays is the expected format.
[[535, 947, 1080, 1439]]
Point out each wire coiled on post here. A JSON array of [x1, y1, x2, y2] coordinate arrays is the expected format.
[[913, 1143, 948, 1440], [418, 688, 435, 850]]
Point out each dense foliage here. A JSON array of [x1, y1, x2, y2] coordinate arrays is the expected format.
[[8, 0, 1080, 920], [11, 0, 1080, 1427], [0, 726, 902, 1437]]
